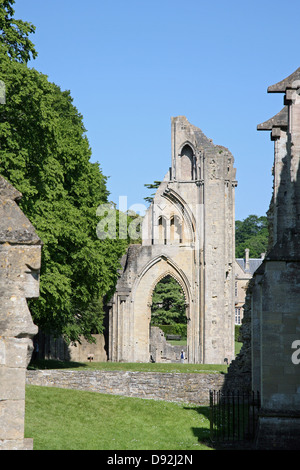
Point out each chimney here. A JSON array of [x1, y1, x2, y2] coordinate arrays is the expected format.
[[245, 248, 250, 271]]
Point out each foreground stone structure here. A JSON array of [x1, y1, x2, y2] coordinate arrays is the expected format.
[[251, 67, 300, 449], [228, 68, 300, 448], [109, 116, 237, 364], [0, 176, 41, 450]]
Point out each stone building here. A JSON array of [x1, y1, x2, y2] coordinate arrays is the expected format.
[[234, 249, 264, 325], [108, 116, 237, 364]]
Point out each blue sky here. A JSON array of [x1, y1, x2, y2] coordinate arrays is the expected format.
[[13, 0, 300, 221]]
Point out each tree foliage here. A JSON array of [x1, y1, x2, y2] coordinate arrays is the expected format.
[[0, 2, 129, 343], [0, 0, 37, 63], [144, 181, 161, 204], [151, 275, 186, 325], [235, 214, 268, 258]]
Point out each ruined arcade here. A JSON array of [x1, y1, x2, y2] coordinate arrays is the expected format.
[[108, 116, 237, 364]]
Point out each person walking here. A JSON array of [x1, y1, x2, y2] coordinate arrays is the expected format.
[[180, 350, 185, 363]]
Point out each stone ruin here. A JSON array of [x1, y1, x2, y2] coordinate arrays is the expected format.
[[0, 176, 42, 450], [149, 326, 187, 363], [3, 66, 300, 448], [108, 116, 237, 364], [253, 67, 300, 449], [227, 67, 300, 449]]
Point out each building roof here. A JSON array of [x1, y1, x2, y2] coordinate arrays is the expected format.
[[268, 67, 300, 93], [257, 106, 288, 131], [236, 258, 263, 275]]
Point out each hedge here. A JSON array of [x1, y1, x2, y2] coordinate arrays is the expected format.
[[152, 324, 187, 338]]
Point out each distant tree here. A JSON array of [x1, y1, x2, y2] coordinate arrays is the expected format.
[[235, 214, 268, 258], [151, 275, 186, 325], [144, 181, 161, 204]]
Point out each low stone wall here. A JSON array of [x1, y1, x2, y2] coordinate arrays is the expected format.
[[26, 369, 225, 405], [36, 333, 107, 363]]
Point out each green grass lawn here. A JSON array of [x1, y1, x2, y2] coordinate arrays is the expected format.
[[25, 344, 244, 451], [28, 358, 228, 374], [25, 385, 213, 450]]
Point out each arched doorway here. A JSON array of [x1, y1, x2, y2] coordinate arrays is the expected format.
[[131, 256, 192, 363], [151, 274, 186, 325], [150, 274, 187, 363]]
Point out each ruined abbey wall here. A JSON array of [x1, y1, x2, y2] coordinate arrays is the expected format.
[[109, 116, 237, 364], [227, 67, 300, 449]]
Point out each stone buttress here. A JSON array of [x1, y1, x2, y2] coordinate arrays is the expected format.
[[251, 68, 300, 449]]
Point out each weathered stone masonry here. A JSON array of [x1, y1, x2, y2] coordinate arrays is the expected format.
[[227, 67, 300, 449], [26, 369, 225, 406], [0, 176, 42, 450], [108, 116, 237, 365], [252, 67, 300, 450]]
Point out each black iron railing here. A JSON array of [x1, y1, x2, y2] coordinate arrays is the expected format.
[[209, 390, 260, 443]]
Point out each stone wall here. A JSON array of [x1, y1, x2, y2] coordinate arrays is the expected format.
[[149, 326, 187, 363], [26, 369, 225, 405], [37, 333, 107, 363]]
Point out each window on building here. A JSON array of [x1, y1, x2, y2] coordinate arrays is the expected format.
[[235, 307, 242, 325], [158, 216, 167, 245], [180, 144, 193, 180], [170, 215, 182, 243]]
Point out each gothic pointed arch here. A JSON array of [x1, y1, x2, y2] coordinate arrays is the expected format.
[[133, 253, 191, 309], [178, 140, 196, 157], [178, 141, 195, 180], [162, 188, 196, 243], [146, 264, 191, 311], [157, 215, 167, 244]]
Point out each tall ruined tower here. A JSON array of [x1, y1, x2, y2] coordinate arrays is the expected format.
[[108, 116, 237, 364]]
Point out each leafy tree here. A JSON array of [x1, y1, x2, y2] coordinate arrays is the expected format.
[[151, 275, 186, 325], [235, 214, 268, 258], [0, 0, 37, 63], [144, 181, 161, 204], [0, 3, 129, 343]]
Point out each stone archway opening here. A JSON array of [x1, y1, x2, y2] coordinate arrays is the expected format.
[[149, 274, 188, 363]]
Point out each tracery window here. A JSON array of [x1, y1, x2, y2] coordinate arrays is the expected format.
[[158, 216, 167, 245], [180, 144, 193, 180], [170, 215, 182, 243]]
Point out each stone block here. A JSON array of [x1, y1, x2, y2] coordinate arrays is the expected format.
[[0, 337, 31, 368], [256, 416, 300, 450], [0, 366, 26, 400], [0, 400, 25, 440], [0, 438, 33, 450]]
